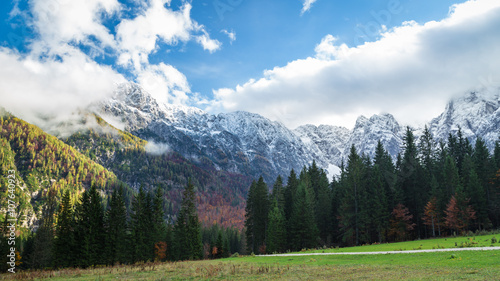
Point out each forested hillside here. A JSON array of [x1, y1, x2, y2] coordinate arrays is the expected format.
[[64, 116, 252, 229], [245, 127, 500, 253], [0, 114, 125, 233]]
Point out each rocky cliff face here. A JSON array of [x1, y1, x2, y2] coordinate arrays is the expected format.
[[98, 83, 500, 182], [99, 83, 316, 183], [429, 90, 500, 150]]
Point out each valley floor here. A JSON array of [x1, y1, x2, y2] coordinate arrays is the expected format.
[[6, 234, 500, 280]]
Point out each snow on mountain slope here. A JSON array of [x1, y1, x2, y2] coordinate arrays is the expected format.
[[429, 90, 500, 150], [97, 83, 499, 183], [295, 113, 404, 166], [99, 83, 318, 183], [294, 124, 350, 165]]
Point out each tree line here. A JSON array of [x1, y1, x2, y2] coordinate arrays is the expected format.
[[245, 127, 500, 253], [15, 181, 241, 270]]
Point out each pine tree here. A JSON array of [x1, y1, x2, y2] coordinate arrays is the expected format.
[[245, 180, 257, 254], [266, 199, 286, 253], [214, 231, 223, 259], [284, 169, 298, 249], [369, 165, 389, 242], [152, 187, 167, 259], [53, 190, 75, 268], [244, 177, 269, 254], [473, 138, 494, 224], [338, 145, 365, 246], [74, 185, 105, 267], [130, 186, 151, 262], [374, 140, 396, 210], [315, 170, 332, 245], [105, 186, 128, 265], [175, 180, 203, 260], [28, 188, 57, 268], [271, 175, 285, 210], [464, 169, 490, 230], [397, 127, 424, 239], [289, 181, 318, 251]]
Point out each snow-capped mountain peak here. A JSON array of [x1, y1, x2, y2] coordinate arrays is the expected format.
[[97, 83, 499, 183]]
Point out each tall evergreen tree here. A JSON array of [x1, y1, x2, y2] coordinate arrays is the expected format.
[[130, 186, 151, 262], [473, 138, 494, 223], [289, 181, 318, 250], [28, 188, 57, 268], [397, 127, 424, 238], [266, 199, 286, 253], [369, 164, 390, 242], [105, 186, 128, 265], [284, 169, 298, 249], [175, 180, 203, 260], [152, 187, 167, 259], [53, 190, 75, 268], [74, 185, 105, 267], [245, 180, 257, 254], [271, 175, 285, 210], [245, 176, 269, 254], [338, 145, 365, 246], [464, 169, 489, 230], [315, 170, 332, 245]]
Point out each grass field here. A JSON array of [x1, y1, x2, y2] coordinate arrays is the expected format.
[[293, 234, 500, 253], [6, 234, 500, 280]]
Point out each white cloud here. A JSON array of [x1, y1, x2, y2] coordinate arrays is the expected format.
[[30, 0, 121, 55], [211, 0, 500, 129], [116, 0, 220, 69], [301, 0, 318, 15], [145, 140, 171, 155], [195, 31, 222, 53], [0, 47, 126, 132], [137, 63, 191, 105], [221, 29, 236, 44], [114, 0, 220, 104], [1, 0, 222, 132]]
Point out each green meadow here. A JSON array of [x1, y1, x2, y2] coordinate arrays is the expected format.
[[7, 234, 500, 280]]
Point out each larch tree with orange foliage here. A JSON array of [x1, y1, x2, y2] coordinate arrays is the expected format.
[[444, 194, 476, 234], [422, 197, 440, 237], [388, 203, 415, 242]]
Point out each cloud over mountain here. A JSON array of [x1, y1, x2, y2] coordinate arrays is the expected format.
[[211, 0, 500, 129]]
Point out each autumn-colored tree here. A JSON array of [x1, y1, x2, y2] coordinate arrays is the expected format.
[[388, 203, 415, 242], [422, 197, 441, 237], [154, 241, 167, 261], [444, 195, 476, 234]]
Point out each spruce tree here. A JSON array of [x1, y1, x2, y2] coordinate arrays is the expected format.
[[271, 175, 285, 210], [130, 186, 150, 262], [266, 199, 286, 253], [29, 188, 57, 269], [289, 181, 318, 250], [54, 190, 75, 268], [244, 180, 257, 253], [74, 185, 105, 267], [152, 187, 167, 259], [338, 145, 364, 246], [175, 180, 203, 260], [284, 169, 298, 249], [315, 170, 332, 245], [244, 177, 269, 254], [105, 186, 128, 265], [397, 127, 424, 239], [369, 165, 389, 242]]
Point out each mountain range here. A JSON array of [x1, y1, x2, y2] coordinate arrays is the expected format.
[[97, 84, 500, 183]]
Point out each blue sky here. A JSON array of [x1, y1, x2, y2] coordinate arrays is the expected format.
[[1, 0, 500, 129]]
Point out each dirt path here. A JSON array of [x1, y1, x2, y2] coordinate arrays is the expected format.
[[262, 247, 500, 257]]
